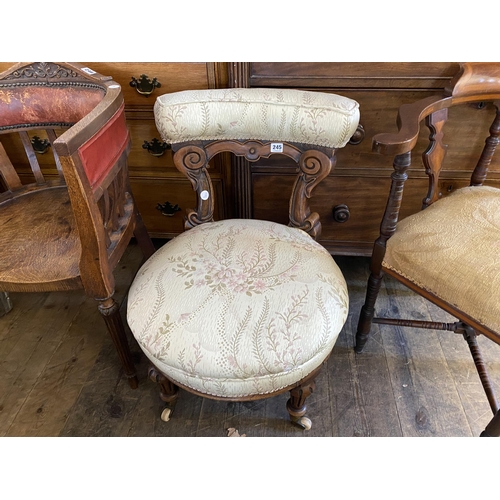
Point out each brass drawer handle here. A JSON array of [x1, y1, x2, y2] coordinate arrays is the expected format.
[[31, 135, 50, 154], [332, 204, 350, 223], [349, 124, 365, 145], [157, 201, 181, 217], [143, 138, 170, 157], [129, 74, 161, 96]]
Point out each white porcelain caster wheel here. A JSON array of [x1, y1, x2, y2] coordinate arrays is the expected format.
[[296, 416, 312, 430], [161, 407, 172, 422]]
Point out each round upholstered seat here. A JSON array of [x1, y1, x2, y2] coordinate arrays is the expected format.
[[127, 219, 348, 398], [154, 88, 360, 148]]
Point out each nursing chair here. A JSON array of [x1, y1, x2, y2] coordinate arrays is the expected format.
[[127, 88, 360, 429], [0, 62, 155, 388], [355, 62, 500, 436]]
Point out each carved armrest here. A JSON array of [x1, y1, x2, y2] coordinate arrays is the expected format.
[[372, 95, 446, 156], [372, 63, 500, 157]]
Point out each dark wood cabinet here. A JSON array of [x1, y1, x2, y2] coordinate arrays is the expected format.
[[231, 62, 500, 255]]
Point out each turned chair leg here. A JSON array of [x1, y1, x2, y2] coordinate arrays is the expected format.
[[149, 367, 179, 422], [462, 326, 499, 415], [98, 297, 139, 389], [286, 375, 317, 430], [481, 409, 500, 437], [355, 271, 385, 353], [461, 326, 500, 436]]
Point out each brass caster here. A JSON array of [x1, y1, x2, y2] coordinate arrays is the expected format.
[[160, 407, 172, 422]]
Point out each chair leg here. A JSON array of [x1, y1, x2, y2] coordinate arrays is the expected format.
[[461, 325, 500, 436], [149, 366, 179, 422], [98, 297, 138, 389], [0, 291, 13, 317], [286, 376, 317, 430], [133, 209, 156, 260], [481, 409, 500, 437], [355, 271, 385, 353]]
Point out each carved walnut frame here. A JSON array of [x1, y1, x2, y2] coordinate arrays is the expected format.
[[172, 139, 337, 240]]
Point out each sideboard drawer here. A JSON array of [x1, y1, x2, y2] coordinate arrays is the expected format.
[[131, 177, 226, 238], [81, 62, 211, 108], [126, 119, 223, 175], [249, 62, 460, 89], [252, 173, 500, 255]]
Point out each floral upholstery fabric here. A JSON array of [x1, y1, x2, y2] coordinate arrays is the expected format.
[[154, 88, 360, 148], [383, 185, 500, 333], [127, 219, 349, 398]]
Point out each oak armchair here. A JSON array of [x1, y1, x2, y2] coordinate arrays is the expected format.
[[0, 62, 155, 388]]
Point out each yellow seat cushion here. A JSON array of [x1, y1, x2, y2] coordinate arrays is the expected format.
[[127, 219, 348, 398], [154, 88, 360, 148], [383, 185, 500, 333]]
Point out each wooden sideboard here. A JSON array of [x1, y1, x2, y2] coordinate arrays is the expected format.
[[230, 63, 500, 255], [2, 62, 499, 255], [80, 62, 230, 239]]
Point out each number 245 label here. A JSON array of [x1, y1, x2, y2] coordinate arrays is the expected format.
[[271, 143, 284, 153]]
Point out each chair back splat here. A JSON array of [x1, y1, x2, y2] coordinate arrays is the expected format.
[[127, 87, 360, 429], [0, 62, 155, 388], [355, 62, 500, 436]]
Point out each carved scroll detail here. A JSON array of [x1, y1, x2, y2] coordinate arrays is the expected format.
[[4, 62, 79, 81], [172, 139, 336, 237], [173, 145, 214, 229], [289, 149, 335, 238]]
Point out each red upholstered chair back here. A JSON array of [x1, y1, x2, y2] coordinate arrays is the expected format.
[[0, 62, 139, 297]]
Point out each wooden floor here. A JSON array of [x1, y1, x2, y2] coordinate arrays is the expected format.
[[1, 241, 498, 437]]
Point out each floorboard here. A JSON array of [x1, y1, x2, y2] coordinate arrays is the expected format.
[[1, 243, 498, 437]]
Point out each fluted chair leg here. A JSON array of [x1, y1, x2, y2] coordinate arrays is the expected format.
[[98, 297, 138, 389]]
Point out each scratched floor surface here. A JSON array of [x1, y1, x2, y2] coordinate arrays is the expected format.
[[0, 241, 498, 437]]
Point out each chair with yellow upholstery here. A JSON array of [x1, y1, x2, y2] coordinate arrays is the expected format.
[[355, 62, 500, 437], [127, 88, 360, 429]]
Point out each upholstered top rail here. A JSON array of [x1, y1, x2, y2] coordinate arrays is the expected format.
[[154, 88, 360, 149], [0, 85, 105, 132]]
